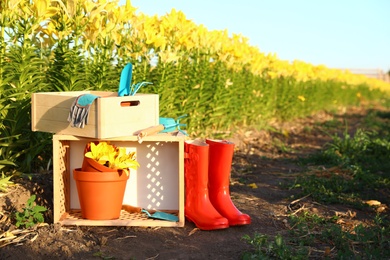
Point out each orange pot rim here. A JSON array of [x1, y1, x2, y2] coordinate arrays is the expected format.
[[73, 168, 129, 182]]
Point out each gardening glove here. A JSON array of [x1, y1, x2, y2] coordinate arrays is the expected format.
[[68, 94, 100, 128]]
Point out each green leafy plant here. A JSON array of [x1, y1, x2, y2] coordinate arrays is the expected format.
[[243, 212, 390, 259], [0, 173, 14, 192], [293, 126, 390, 205], [242, 233, 307, 259], [288, 212, 390, 259], [14, 195, 47, 228]]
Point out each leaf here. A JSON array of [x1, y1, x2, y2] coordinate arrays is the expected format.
[[33, 213, 44, 223], [33, 205, 47, 213], [27, 195, 36, 207], [188, 228, 199, 236], [0, 174, 14, 192], [364, 200, 381, 206], [247, 183, 258, 189]]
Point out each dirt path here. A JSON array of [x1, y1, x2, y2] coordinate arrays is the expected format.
[[0, 106, 386, 259]]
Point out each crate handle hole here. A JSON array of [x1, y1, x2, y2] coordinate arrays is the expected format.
[[120, 100, 140, 107]]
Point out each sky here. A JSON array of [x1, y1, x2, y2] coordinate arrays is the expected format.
[[120, 0, 390, 73]]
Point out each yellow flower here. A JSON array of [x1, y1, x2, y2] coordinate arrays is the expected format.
[[32, 0, 59, 19], [158, 46, 180, 63], [144, 18, 167, 50], [85, 142, 139, 176], [225, 78, 233, 89]]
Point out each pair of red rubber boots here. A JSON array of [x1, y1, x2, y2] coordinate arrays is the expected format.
[[184, 139, 251, 230]]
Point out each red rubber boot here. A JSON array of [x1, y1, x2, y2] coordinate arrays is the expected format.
[[206, 139, 251, 226], [184, 140, 229, 230]]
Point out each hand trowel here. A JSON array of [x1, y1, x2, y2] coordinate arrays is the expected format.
[[122, 205, 179, 222]]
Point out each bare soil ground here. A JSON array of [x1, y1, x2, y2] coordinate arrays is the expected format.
[[0, 106, 388, 259]]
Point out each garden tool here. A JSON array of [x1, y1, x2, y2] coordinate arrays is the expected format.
[[121, 204, 178, 222], [206, 139, 251, 226], [137, 114, 188, 141], [118, 63, 132, 97], [141, 209, 179, 222], [159, 114, 188, 135], [184, 139, 229, 230], [118, 63, 152, 97], [68, 94, 100, 128]]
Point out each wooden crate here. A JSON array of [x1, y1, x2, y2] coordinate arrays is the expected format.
[[32, 91, 159, 138], [53, 134, 185, 227]]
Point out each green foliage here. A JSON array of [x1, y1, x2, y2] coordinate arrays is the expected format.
[[294, 125, 390, 205], [0, 173, 14, 192], [364, 110, 390, 135], [243, 214, 390, 259], [241, 233, 308, 259], [14, 195, 47, 228], [290, 213, 390, 259], [0, 42, 52, 173], [325, 129, 390, 170], [47, 44, 91, 92]]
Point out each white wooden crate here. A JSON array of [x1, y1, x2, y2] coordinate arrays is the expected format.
[[52, 134, 185, 227], [32, 91, 159, 138]]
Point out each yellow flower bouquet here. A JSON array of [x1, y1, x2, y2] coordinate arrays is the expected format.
[[83, 141, 139, 176]]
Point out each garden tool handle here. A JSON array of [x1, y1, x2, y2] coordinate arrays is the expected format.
[[138, 124, 165, 138], [122, 205, 161, 216], [122, 204, 142, 213]]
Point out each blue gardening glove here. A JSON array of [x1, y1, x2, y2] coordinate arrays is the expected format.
[[68, 94, 100, 128]]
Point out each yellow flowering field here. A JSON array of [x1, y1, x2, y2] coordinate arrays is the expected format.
[[1, 0, 389, 139]]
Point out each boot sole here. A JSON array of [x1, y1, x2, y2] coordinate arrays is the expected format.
[[185, 216, 229, 231]]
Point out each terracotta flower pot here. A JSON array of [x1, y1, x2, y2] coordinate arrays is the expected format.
[[81, 156, 117, 172], [73, 168, 129, 220], [81, 142, 117, 172]]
